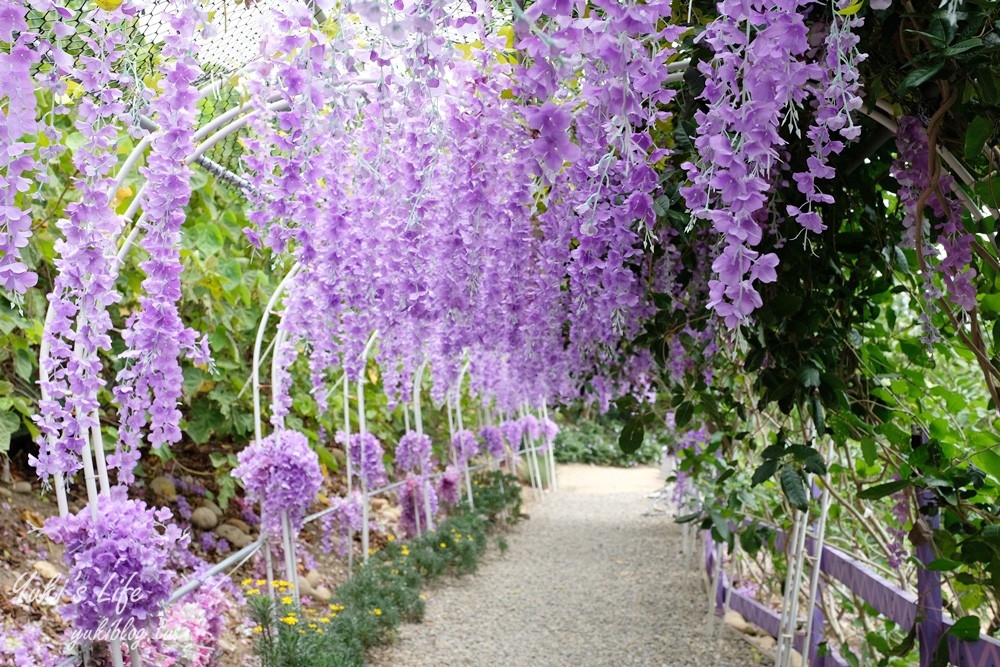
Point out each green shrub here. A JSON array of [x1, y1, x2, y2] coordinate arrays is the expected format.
[[244, 470, 522, 666], [554, 418, 664, 467]]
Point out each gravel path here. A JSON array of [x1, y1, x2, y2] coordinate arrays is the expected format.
[[368, 464, 763, 667]]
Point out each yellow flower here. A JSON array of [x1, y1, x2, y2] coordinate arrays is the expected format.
[[419, 594, 427, 600], [387, 535, 395, 542], [247, 588, 260, 596], [256, 579, 266, 586], [440, 542, 447, 548], [252, 626, 263, 633], [401, 546, 410, 556], [317, 629, 324, 635], [373, 608, 382, 616], [282, 597, 293, 605], [320, 618, 330, 623], [308, 623, 318, 629], [241, 578, 253, 587], [281, 616, 298, 625]]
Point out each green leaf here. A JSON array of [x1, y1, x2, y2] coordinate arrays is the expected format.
[[716, 467, 736, 486], [983, 524, 1000, 545], [972, 449, 1000, 480], [857, 478, 910, 500], [780, 465, 809, 511], [975, 175, 1000, 211], [964, 115, 993, 160], [751, 459, 778, 487], [760, 443, 786, 460], [925, 558, 963, 571], [860, 437, 878, 466], [942, 38, 982, 57], [739, 526, 762, 556], [675, 511, 702, 524], [898, 61, 945, 92], [888, 625, 917, 657], [710, 511, 731, 543], [185, 402, 222, 444], [798, 365, 820, 389], [0, 410, 20, 456], [803, 454, 828, 476], [13, 349, 32, 380], [192, 223, 225, 256], [618, 419, 645, 455], [948, 615, 981, 641], [675, 402, 694, 428], [866, 632, 891, 655]]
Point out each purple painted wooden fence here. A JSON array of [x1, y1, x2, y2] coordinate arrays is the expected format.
[[703, 527, 1000, 667]]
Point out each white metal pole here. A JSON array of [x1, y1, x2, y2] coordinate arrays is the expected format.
[[358, 376, 370, 563], [801, 442, 834, 667], [357, 330, 378, 563], [706, 540, 723, 634], [281, 511, 300, 606], [343, 377, 353, 572], [252, 264, 300, 445], [413, 362, 434, 531], [542, 401, 557, 491]]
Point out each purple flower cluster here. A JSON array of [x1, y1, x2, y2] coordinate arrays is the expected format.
[[232, 0, 681, 416], [886, 484, 910, 570], [395, 432, 433, 474], [335, 431, 389, 489], [198, 532, 230, 555], [0, 621, 58, 667], [319, 491, 364, 556], [521, 414, 542, 441], [540, 418, 559, 454], [33, 5, 136, 481], [398, 474, 439, 538], [892, 116, 977, 321], [681, 0, 866, 326], [112, 0, 211, 485], [0, 0, 74, 301], [500, 419, 525, 454], [42, 487, 187, 633], [232, 429, 323, 534], [479, 425, 506, 460], [438, 465, 462, 507], [451, 429, 480, 465]]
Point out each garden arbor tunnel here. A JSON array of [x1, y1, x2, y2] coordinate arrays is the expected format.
[[6, 0, 1000, 666]]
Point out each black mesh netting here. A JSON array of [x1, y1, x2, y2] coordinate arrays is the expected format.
[[27, 0, 271, 184]]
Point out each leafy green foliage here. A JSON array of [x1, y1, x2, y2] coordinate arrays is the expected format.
[[555, 415, 664, 467]]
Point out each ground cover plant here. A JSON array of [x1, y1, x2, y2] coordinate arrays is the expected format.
[[244, 471, 521, 667]]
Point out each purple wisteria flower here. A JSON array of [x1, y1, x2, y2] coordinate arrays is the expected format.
[[319, 491, 365, 556], [438, 465, 462, 507], [335, 431, 389, 489], [500, 419, 525, 453], [479, 425, 506, 460], [112, 0, 210, 486], [43, 487, 187, 633], [398, 474, 439, 538], [451, 429, 479, 465], [540, 418, 559, 454], [524, 102, 580, 174], [232, 429, 323, 534], [395, 432, 432, 474]]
